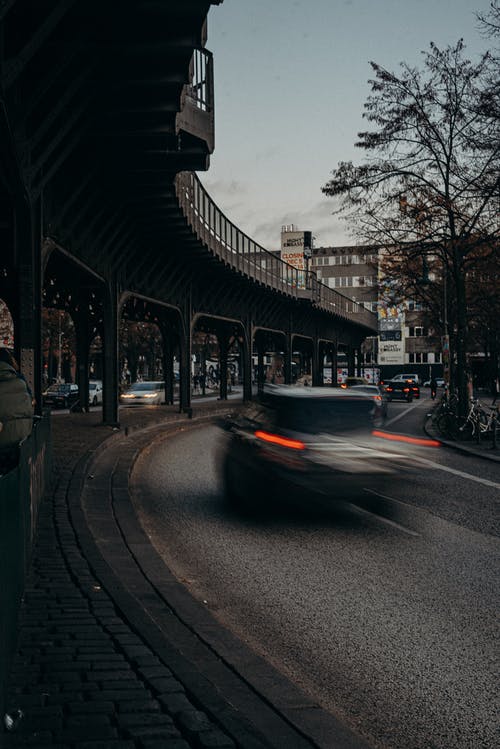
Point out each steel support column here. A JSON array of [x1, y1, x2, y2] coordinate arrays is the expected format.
[[241, 325, 252, 401], [179, 301, 192, 414], [74, 307, 90, 413], [102, 281, 119, 425], [17, 199, 43, 413]]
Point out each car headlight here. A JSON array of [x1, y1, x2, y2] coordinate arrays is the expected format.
[[121, 393, 136, 399], [143, 392, 158, 398]]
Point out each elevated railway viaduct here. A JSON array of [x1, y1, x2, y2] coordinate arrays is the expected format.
[[0, 0, 376, 426]]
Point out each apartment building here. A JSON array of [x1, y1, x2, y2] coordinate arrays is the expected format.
[[311, 245, 443, 381]]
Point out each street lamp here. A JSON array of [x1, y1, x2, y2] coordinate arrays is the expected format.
[[57, 310, 63, 383]]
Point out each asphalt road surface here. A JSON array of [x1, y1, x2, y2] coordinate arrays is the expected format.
[[131, 396, 499, 749]]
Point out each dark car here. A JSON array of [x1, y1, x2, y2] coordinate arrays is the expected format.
[[383, 380, 413, 402], [219, 385, 403, 509], [42, 382, 79, 409], [403, 377, 420, 399]]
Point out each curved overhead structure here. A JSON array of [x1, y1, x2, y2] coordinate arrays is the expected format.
[[0, 0, 375, 422]]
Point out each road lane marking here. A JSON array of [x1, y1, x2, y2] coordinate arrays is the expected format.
[[411, 455, 500, 492], [354, 491, 420, 536], [385, 402, 419, 426]]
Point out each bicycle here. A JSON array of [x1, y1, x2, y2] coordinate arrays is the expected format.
[[449, 398, 498, 442], [474, 403, 500, 444], [434, 392, 459, 437]]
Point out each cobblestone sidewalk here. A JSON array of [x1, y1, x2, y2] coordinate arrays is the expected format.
[[2, 405, 244, 749]]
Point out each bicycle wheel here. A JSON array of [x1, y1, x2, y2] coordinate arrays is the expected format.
[[437, 413, 454, 438], [455, 416, 474, 441]]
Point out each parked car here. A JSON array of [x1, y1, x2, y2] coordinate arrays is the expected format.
[[423, 377, 445, 388], [219, 385, 403, 509], [42, 382, 79, 409], [119, 381, 165, 406], [349, 384, 388, 421], [383, 380, 413, 402], [88, 380, 103, 406]]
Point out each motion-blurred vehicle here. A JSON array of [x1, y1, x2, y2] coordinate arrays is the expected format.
[[88, 380, 103, 406], [119, 381, 165, 406], [383, 380, 413, 402], [42, 382, 79, 409], [340, 376, 369, 388], [219, 385, 402, 508], [349, 383, 388, 420]]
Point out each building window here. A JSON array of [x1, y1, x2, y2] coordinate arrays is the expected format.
[[409, 352, 429, 363], [409, 326, 428, 337]]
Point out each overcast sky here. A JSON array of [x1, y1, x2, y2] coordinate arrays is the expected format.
[[199, 0, 493, 252]]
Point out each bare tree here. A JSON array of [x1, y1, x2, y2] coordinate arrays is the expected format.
[[322, 39, 499, 413], [476, 1, 500, 41]]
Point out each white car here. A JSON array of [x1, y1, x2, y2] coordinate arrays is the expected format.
[[120, 381, 165, 406], [391, 373, 421, 385], [88, 380, 103, 406], [423, 377, 445, 388]]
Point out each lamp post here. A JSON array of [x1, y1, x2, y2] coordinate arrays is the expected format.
[[57, 310, 62, 383]]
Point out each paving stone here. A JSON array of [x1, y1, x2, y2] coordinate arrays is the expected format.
[[118, 713, 175, 728], [157, 693, 195, 715], [176, 709, 215, 737], [57, 725, 118, 742], [90, 658, 128, 669], [131, 654, 161, 667], [137, 665, 172, 679], [99, 689, 153, 702], [196, 729, 237, 748], [75, 742, 135, 749], [66, 714, 113, 728], [120, 646, 153, 658], [68, 701, 115, 715], [117, 698, 161, 713], [86, 669, 135, 682], [124, 724, 182, 741], [148, 676, 185, 695], [139, 741, 190, 749]]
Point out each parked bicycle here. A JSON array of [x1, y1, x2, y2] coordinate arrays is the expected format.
[[440, 398, 499, 442]]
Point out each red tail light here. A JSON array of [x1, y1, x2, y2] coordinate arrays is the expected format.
[[372, 430, 441, 447], [254, 430, 305, 450]]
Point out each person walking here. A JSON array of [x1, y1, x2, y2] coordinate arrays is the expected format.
[[0, 347, 34, 474], [430, 376, 438, 400]]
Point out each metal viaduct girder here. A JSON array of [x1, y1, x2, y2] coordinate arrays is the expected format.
[[0, 0, 375, 423]]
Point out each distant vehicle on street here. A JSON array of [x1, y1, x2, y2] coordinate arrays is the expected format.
[[391, 372, 421, 385], [383, 380, 413, 402], [88, 380, 103, 406], [42, 383, 79, 409], [119, 381, 165, 406]]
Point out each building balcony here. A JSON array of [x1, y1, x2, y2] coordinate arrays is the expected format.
[[175, 48, 215, 170]]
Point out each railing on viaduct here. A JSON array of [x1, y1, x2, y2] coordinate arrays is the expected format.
[[175, 171, 377, 331]]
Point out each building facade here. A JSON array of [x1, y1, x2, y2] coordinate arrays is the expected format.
[[311, 245, 443, 382]]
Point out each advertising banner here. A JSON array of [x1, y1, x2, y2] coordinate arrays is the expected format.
[[377, 271, 405, 364], [280, 229, 312, 289]]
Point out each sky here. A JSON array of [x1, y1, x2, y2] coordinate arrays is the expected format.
[[200, 0, 493, 252]]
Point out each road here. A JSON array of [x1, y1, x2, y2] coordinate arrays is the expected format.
[[131, 394, 498, 749]]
